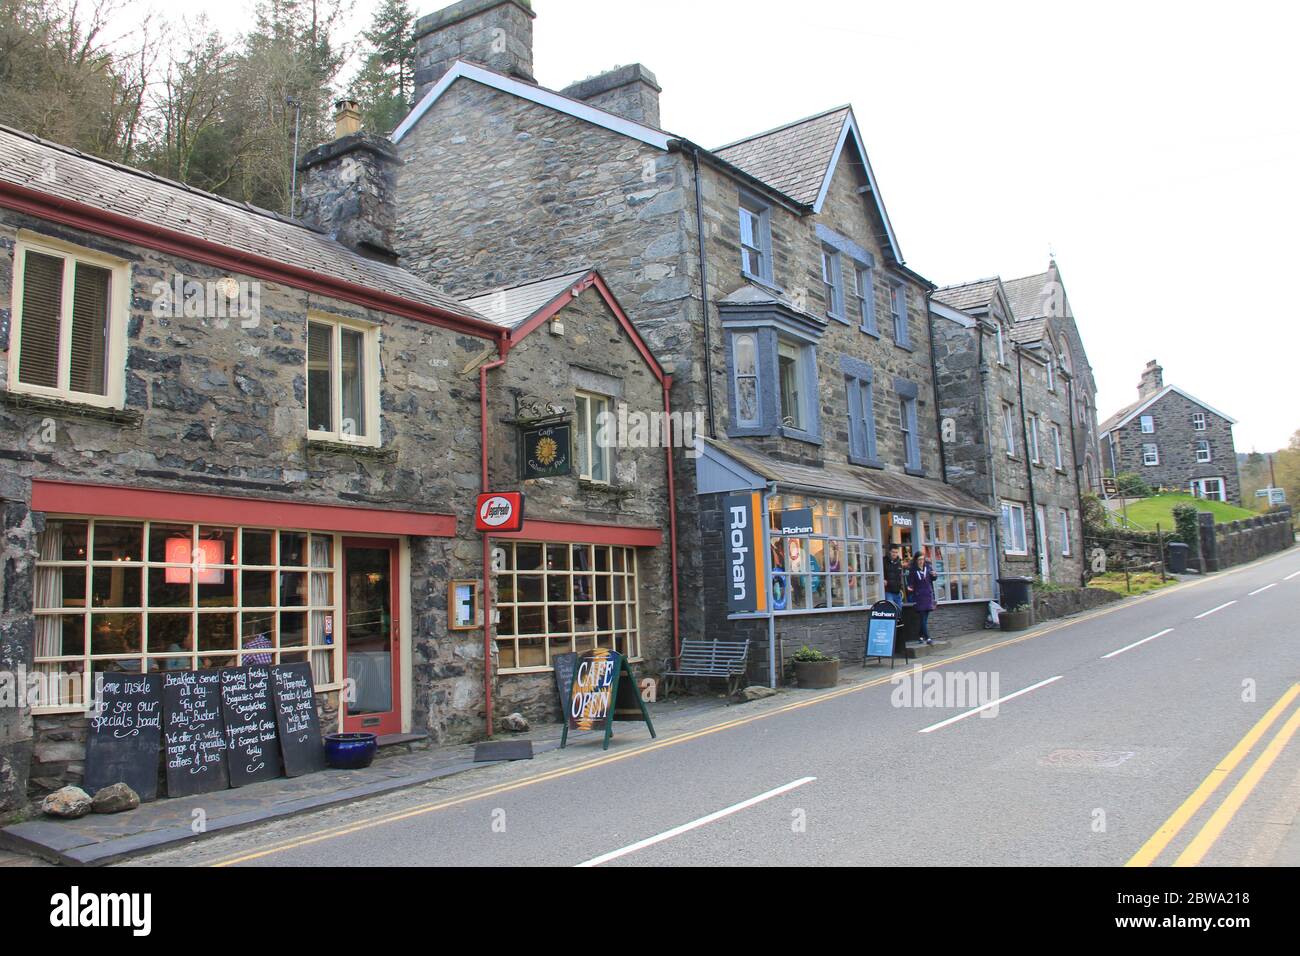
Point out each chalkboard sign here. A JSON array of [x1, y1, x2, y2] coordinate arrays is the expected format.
[[163, 670, 230, 797], [84, 672, 164, 802], [552, 652, 578, 718], [270, 663, 326, 777], [220, 666, 283, 787]]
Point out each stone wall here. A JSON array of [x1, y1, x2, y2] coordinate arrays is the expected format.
[[413, 0, 536, 100], [0, 471, 35, 814], [1107, 389, 1241, 504], [1033, 586, 1121, 623], [1203, 509, 1292, 571]]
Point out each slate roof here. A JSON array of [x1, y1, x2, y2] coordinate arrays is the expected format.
[[1098, 384, 1239, 434], [1002, 271, 1057, 321], [713, 106, 851, 208], [0, 124, 484, 321], [933, 278, 1001, 313], [1009, 317, 1048, 345], [703, 438, 996, 517], [461, 270, 591, 331]]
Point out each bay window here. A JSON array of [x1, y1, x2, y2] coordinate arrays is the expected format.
[[768, 496, 881, 613], [920, 513, 994, 602]]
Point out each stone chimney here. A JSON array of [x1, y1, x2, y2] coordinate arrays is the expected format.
[[1138, 359, 1164, 399], [297, 100, 401, 262], [560, 64, 662, 128], [413, 0, 535, 103]]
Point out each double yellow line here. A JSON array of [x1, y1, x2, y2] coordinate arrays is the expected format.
[[1127, 682, 1300, 867]]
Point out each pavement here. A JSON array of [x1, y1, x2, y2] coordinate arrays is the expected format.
[[6, 545, 1298, 867]]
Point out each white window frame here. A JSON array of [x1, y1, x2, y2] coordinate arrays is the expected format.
[[1193, 412, 1207, 431], [890, 280, 910, 346], [1046, 353, 1056, 392], [1060, 510, 1072, 556], [920, 512, 995, 603], [31, 518, 344, 713], [1195, 439, 1212, 463], [996, 325, 1006, 365], [1052, 423, 1064, 469], [739, 195, 772, 284], [306, 313, 382, 446], [900, 394, 920, 470], [1027, 413, 1041, 463], [1142, 443, 1160, 466], [1190, 477, 1226, 502], [768, 497, 883, 614], [574, 390, 612, 483], [1003, 403, 1016, 458], [493, 541, 641, 673], [1140, 415, 1155, 434], [777, 338, 810, 431], [854, 266, 876, 334], [1000, 502, 1028, 556], [7, 232, 130, 409]]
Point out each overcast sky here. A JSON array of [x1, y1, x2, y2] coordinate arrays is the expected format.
[[122, 0, 1299, 451]]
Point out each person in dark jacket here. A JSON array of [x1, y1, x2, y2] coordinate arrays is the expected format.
[[884, 544, 905, 608], [907, 551, 939, 644]]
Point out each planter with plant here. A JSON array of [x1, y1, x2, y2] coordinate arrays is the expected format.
[[999, 604, 1033, 631], [791, 645, 839, 689]]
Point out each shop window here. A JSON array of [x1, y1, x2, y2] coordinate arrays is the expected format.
[[1000, 502, 1028, 555], [493, 542, 640, 671], [768, 497, 881, 614], [307, 315, 380, 445], [31, 519, 339, 710], [739, 194, 773, 284], [919, 512, 994, 602], [8, 234, 127, 408], [574, 391, 611, 482]]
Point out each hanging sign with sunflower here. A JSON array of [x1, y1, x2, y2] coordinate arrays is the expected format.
[[519, 420, 573, 479]]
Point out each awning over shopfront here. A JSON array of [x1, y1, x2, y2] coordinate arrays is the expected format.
[[695, 438, 996, 518]]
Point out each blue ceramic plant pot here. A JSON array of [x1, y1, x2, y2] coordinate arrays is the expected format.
[[324, 732, 378, 770]]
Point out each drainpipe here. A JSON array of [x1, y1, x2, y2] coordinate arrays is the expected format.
[[478, 337, 510, 738], [1066, 375, 1087, 585], [976, 323, 1005, 598], [689, 146, 718, 439], [924, 290, 948, 483], [1015, 346, 1042, 579], [662, 375, 682, 662]]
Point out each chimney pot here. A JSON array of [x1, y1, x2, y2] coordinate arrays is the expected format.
[[334, 99, 363, 138]]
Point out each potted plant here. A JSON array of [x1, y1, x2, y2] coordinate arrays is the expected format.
[[999, 603, 1033, 631], [792, 645, 839, 689], [324, 732, 379, 769]]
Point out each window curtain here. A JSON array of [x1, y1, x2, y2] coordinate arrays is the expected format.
[[33, 525, 64, 706], [309, 536, 333, 685]]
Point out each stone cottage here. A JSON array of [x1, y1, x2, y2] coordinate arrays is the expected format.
[[0, 113, 676, 811], [1099, 361, 1240, 504], [931, 275, 1086, 587], [385, 0, 998, 683]]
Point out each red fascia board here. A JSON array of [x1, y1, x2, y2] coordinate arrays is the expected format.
[[0, 180, 508, 343], [490, 519, 663, 547], [31, 480, 458, 537], [509, 270, 666, 384]]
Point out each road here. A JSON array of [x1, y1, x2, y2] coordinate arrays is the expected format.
[[131, 547, 1300, 867]]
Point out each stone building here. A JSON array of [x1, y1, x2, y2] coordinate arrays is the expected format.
[[0, 116, 675, 811], [1099, 361, 1240, 504], [931, 274, 1086, 586], [386, 0, 998, 682]]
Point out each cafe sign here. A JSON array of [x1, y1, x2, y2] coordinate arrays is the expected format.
[[519, 420, 572, 480], [475, 492, 525, 533]]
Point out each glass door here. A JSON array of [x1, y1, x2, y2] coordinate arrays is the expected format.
[[342, 539, 401, 735]]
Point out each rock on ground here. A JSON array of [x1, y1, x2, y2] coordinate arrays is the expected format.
[[735, 685, 779, 703], [91, 783, 140, 814], [501, 712, 530, 733], [40, 786, 92, 819]]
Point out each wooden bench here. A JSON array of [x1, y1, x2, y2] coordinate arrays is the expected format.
[[662, 640, 751, 695]]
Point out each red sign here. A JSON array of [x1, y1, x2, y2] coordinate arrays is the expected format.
[[475, 492, 525, 533]]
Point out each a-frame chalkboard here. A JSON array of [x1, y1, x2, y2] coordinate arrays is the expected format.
[[560, 649, 655, 751], [84, 672, 164, 802]]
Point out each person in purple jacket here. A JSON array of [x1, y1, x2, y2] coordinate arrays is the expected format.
[[907, 551, 939, 645]]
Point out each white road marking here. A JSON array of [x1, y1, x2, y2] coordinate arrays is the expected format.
[[917, 676, 1064, 734], [575, 776, 817, 867], [1102, 628, 1174, 659], [1249, 584, 1277, 596], [1195, 601, 1237, 619], [1286, 571, 1300, 581]]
